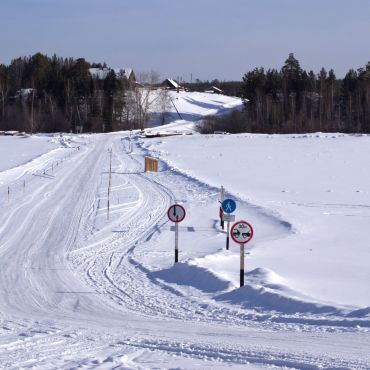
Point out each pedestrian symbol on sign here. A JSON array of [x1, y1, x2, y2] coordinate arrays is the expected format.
[[225, 201, 233, 212], [221, 198, 236, 214], [221, 198, 236, 250]]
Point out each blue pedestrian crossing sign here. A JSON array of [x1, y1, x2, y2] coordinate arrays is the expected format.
[[222, 198, 236, 213]]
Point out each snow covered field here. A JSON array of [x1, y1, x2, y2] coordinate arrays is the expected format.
[[0, 135, 58, 172], [143, 133, 370, 308], [0, 92, 369, 369]]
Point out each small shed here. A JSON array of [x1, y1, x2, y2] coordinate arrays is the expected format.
[[144, 156, 158, 172]]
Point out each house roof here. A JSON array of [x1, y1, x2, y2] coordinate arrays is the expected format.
[[205, 86, 224, 94], [163, 79, 180, 89], [211, 86, 223, 93]]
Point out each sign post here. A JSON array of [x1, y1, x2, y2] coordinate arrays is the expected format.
[[230, 220, 254, 287], [167, 204, 186, 263], [220, 186, 225, 229], [107, 148, 112, 220], [221, 198, 236, 250]]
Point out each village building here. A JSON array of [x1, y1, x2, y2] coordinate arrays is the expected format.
[[161, 79, 184, 91], [205, 86, 224, 94]]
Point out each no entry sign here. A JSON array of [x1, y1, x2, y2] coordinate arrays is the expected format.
[[230, 221, 253, 244], [168, 204, 186, 223]]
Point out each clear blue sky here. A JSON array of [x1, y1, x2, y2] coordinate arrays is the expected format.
[[0, 0, 369, 81]]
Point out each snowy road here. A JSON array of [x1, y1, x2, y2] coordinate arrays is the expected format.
[[0, 134, 369, 369]]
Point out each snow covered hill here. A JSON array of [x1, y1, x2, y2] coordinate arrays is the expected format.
[[147, 90, 243, 130], [0, 94, 370, 368]]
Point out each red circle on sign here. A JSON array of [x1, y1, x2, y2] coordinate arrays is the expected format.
[[230, 220, 254, 244], [167, 204, 186, 223]]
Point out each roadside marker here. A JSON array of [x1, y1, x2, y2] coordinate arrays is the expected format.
[[107, 148, 112, 220], [230, 220, 254, 287], [167, 204, 186, 263], [219, 185, 225, 230]]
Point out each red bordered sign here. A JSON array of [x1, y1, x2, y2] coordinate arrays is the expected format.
[[230, 220, 253, 244], [167, 204, 186, 223]]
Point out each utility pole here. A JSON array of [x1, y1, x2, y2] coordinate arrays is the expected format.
[[107, 148, 112, 220]]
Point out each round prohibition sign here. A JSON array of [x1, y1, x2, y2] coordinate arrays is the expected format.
[[167, 204, 186, 223], [230, 220, 254, 244]]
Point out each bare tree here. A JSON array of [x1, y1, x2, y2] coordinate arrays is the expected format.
[[124, 70, 162, 129], [0, 67, 9, 122]]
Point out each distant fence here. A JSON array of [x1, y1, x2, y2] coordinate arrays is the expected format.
[[144, 156, 158, 172]]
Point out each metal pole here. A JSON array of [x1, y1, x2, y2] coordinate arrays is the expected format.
[[226, 220, 230, 250], [175, 222, 179, 263], [240, 243, 245, 287], [7, 186, 10, 202], [23, 180, 25, 192]]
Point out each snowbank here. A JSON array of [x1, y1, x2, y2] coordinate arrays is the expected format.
[[143, 133, 370, 308]]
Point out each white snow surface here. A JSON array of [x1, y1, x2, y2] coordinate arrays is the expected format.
[[144, 133, 370, 308], [0, 96, 370, 368], [147, 90, 243, 130], [0, 135, 58, 172]]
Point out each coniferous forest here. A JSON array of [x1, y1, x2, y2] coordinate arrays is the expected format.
[[0, 53, 135, 133], [200, 53, 370, 134], [1, 52, 370, 134]]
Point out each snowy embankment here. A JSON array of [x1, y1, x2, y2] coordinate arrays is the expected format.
[[0, 135, 57, 172], [147, 90, 243, 131], [143, 133, 370, 313], [0, 134, 86, 204]]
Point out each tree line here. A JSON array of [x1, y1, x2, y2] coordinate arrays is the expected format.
[[1, 52, 369, 134], [0, 53, 163, 133], [200, 54, 370, 134], [242, 54, 370, 133]]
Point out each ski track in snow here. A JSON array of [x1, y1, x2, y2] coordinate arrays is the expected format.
[[0, 134, 369, 369]]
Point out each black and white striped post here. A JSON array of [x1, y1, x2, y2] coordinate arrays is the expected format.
[[107, 148, 112, 220], [219, 185, 225, 229], [230, 220, 254, 288], [240, 243, 245, 287], [167, 204, 186, 264]]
